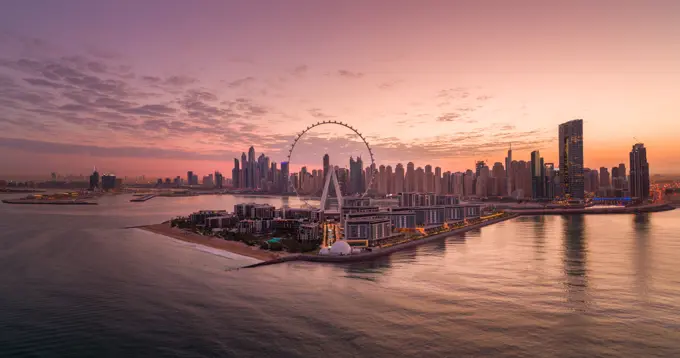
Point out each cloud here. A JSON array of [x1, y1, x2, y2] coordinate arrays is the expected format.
[[0, 136, 236, 161], [500, 124, 516, 131], [23, 77, 71, 89], [164, 75, 197, 86], [292, 65, 308, 76], [436, 113, 477, 123], [378, 80, 402, 90], [337, 70, 364, 79], [227, 76, 256, 88], [308, 108, 334, 119], [477, 95, 493, 101], [123, 104, 176, 116]]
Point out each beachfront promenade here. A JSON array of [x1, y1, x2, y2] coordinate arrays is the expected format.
[[241, 213, 518, 269]]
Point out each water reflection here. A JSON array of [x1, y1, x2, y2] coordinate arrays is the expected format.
[[633, 214, 651, 299], [562, 215, 589, 312], [343, 253, 394, 281], [531, 216, 546, 262]]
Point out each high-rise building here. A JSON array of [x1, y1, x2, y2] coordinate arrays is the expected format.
[[599, 167, 610, 188], [491, 162, 506, 196], [248, 146, 256, 188], [232, 158, 240, 188], [215, 171, 224, 189], [240, 153, 247, 188], [89, 168, 100, 190], [415, 167, 425, 192], [424, 165, 433, 193], [101, 174, 116, 191], [386, 165, 394, 194], [544, 163, 556, 198], [505, 145, 513, 195], [349, 156, 364, 194], [434, 167, 442, 194], [187, 171, 194, 186], [394, 163, 405, 194], [475, 163, 490, 197], [530, 150, 545, 199], [280, 161, 290, 193], [378, 165, 387, 195], [558, 119, 584, 199], [618, 163, 626, 180], [323, 154, 330, 181], [406, 162, 415, 192], [629, 143, 650, 200]]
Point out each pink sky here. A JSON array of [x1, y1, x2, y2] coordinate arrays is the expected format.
[[0, 0, 678, 178]]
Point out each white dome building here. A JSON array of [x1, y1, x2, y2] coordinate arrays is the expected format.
[[329, 240, 352, 256], [318, 247, 330, 256]]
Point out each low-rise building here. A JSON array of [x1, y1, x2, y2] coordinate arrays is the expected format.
[[236, 219, 271, 234], [344, 216, 398, 246], [281, 207, 313, 220], [436, 195, 460, 206], [189, 210, 228, 225], [299, 223, 321, 242], [205, 214, 239, 229], [385, 210, 416, 230], [234, 203, 275, 219]]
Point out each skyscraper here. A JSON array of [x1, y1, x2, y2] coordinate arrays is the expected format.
[[544, 163, 556, 198], [406, 162, 415, 192], [323, 154, 330, 181], [280, 161, 290, 193], [599, 167, 610, 188], [491, 162, 506, 196], [424, 165, 433, 192], [394, 163, 405, 194], [505, 145, 513, 195], [386, 165, 394, 194], [434, 167, 442, 194], [558, 119, 584, 199], [248, 146, 256, 188], [530, 150, 545, 199], [232, 158, 240, 189], [629, 143, 650, 200], [349, 156, 364, 195], [240, 152, 247, 189], [187, 171, 194, 186]]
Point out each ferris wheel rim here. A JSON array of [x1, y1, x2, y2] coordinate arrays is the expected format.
[[286, 121, 376, 209]]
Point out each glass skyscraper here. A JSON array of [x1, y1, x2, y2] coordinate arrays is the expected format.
[[558, 119, 584, 199]]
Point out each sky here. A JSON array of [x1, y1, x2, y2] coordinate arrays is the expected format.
[[1, 0, 679, 178]]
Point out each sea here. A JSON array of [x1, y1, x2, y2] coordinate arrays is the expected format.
[[1, 193, 679, 357]]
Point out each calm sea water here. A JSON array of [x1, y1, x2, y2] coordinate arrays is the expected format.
[[1, 194, 679, 357]]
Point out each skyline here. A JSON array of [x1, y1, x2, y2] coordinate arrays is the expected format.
[[1, 1, 679, 176]]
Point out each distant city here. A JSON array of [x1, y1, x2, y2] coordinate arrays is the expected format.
[[0, 119, 659, 203]]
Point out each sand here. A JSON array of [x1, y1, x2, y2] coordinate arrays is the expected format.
[[138, 223, 289, 262]]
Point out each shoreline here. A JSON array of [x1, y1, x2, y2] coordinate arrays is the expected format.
[[136, 223, 291, 262], [243, 214, 519, 268]]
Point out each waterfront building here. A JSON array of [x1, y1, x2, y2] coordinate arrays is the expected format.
[[558, 119, 585, 199], [436, 195, 460, 206], [415, 167, 425, 192], [434, 167, 442, 194], [629, 143, 650, 200], [232, 159, 240, 189], [189, 210, 228, 225], [298, 223, 321, 242], [344, 216, 393, 246], [463, 171, 474, 196], [385, 210, 417, 230], [453, 172, 464, 196], [205, 214, 239, 229], [475, 164, 490, 197], [240, 153, 247, 189], [424, 165, 433, 193], [89, 168, 100, 190], [234, 203, 275, 220], [505, 145, 513, 195], [530, 150, 545, 199], [248, 146, 256, 189], [101, 174, 116, 191], [186, 171, 194, 186], [379, 165, 387, 195]]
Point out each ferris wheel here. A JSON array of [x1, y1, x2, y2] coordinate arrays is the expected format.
[[287, 120, 376, 209]]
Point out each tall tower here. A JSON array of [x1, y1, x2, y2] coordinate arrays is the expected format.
[[232, 158, 240, 188], [629, 143, 650, 200], [248, 146, 256, 188], [394, 163, 405, 194], [323, 154, 330, 181], [558, 119, 584, 199], [406, 162, 415, 192], [505, 143, 513, 195], [240, 152, 247, 189], [530, 150, 545, 199]]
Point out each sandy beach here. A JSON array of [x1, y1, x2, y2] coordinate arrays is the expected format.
[[138, 223, 289, 261]]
